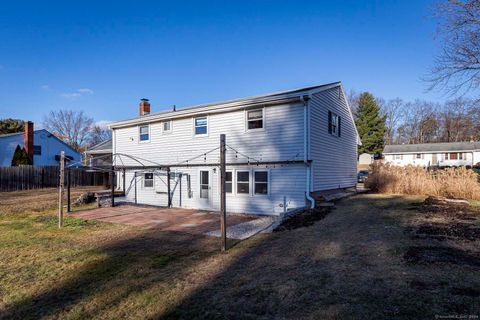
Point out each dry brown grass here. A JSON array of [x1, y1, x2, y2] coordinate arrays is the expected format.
[[366, 162, 480, 200]]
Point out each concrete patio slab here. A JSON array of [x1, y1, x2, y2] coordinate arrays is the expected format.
[[70, 204, 258, 236]]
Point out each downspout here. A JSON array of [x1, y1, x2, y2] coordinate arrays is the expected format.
[[302, 95, 315, 209]]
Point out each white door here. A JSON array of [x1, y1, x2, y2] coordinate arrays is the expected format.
[[198, 170, 212, 209]]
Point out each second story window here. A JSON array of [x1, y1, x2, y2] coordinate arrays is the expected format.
[[194, 117, 208, 135], [328, 111, 341, 137], [163, 121, 172, 133], [247, 109, 263, 130], [139, 125, 149, 142]]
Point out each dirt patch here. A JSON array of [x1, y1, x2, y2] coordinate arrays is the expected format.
[[415, 223, 480, 241], [273, 207, 331, 231], [404, 246, 480, 267]]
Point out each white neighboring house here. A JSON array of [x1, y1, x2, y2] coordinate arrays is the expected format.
[[109, 82, 361, 216], [0, 121, 81, 167], [384, 142, 480, 167]]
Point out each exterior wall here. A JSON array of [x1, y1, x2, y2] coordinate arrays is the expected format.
[[384, 152, 477, 167], [309, 87, 357, 191], [122, 164, 307, 216], [113, 102, 308, 215], [0, 130, 81, 167]]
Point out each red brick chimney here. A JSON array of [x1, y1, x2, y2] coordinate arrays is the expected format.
[[139, 98, 150, 116], [24, 121, 34, 165]]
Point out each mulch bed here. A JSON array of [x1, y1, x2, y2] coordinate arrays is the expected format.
[[273, 207, 331, 231]]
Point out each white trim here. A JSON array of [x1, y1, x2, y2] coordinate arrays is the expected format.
[[235, 169, 251, 196], [162, 120, 172, 134], [193, 116, 209, 137], [138, 124, 151, 143], [253, 169, 270, 196], [245, 107, 265, 132], [384, 150, 479, 155]]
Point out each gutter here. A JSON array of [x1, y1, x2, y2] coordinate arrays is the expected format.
[[302, 95, 315, 209]]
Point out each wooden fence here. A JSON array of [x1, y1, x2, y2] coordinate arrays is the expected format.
[[0, 166, 109, 192]]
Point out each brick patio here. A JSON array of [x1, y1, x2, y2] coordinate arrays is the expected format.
[[71, 204, 258, 235]]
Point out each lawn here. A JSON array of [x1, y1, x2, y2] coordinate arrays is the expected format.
[[0, 188, 479, 319]]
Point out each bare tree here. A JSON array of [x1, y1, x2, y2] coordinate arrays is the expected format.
[[43, 110, 94, 152], [88, 125, 112, 147], [381, 98, 404, 144], [428, 0, 480, 95]]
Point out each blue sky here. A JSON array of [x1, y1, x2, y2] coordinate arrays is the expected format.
[[0, 0, 442, 126]]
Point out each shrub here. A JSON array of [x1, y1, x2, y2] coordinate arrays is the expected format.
[[365, 162, 480, 200]]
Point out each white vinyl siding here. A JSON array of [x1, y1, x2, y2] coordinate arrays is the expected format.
[[309, 87, 357, 191]]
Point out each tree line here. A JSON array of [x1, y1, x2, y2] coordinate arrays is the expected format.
[[349, 92, 480, 149]]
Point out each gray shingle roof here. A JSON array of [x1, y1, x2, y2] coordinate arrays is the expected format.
[[384, 142, 480, 154], [85, 139, 112, 154]]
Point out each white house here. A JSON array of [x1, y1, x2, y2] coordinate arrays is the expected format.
[[0, 121, 81, 167], [383, 142, 480, 167], [109, 82, 360, 215]]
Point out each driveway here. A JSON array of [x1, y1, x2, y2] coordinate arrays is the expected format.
[[71, 204, 258, 235]]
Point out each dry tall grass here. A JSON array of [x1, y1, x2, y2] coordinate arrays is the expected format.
[[366, 163, 480, 200]]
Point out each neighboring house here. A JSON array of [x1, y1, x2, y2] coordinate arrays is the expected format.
[[110, 82, 361, 215], [0, 121, 81, 167], [84, 139, 112, 167], [358, 153, 373, 170], [384, 142, 480, 167]]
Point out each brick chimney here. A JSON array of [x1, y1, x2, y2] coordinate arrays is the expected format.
[[139, 98, 150, 116], [24, 121, 34, 165]]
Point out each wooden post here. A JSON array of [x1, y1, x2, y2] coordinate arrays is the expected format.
[[111, 166, 115, 207], [220, 134, 227, 251], [167, 167, 171, 208], [58, 151, 65, 228], [134, 172, 137, 205], [67, 167, 71, 212], [122, 168, 126, 193]]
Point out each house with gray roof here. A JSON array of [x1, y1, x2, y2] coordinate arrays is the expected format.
[[383, 142, 480, 167], [84, 139, 112, 167]]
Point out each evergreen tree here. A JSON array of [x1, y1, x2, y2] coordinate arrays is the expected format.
[[355, 92, 387, 155], [0, 118, 24, 134], [11, 145, 30, 166]]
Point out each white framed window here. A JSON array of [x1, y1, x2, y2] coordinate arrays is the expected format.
[[328, 111, 341, 137], [139, 125, 150, 142], [246, 109, 264, 130], [162, 121, 172, 133], [254, 171, 268, 195], [144, 173, 154, 188], [394, 154, 402, 160], [236, 171, 250, 194], [416, 154, 422, 159], [194, 117, 208, 135], [225, 171, 233, 193], [199, 170, 209, 199]]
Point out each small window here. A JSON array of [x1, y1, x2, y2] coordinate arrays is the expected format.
[[459, 153, 464, 160], [225, 171, 232, 193], [449, 153, 458, 160], [444, 153, 449, 160], [328, 111, 341, 137], [163, 121, 172, 133], [394, 154, 402, 160], [139, 125, 149, 141], [247, 109, 263, 130], [416, 154, 422, 159], [144, 173, 154, 188], [194, 117, 208, 135], [236, 171, 250, 194], [254, 171, 268, 195], [33, 145, 42, 155]]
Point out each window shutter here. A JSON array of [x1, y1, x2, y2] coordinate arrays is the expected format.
[[328, 111, 332, 134], [338, 116, 341, 137]]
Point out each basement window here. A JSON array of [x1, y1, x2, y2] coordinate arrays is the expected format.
[[236, 171, 250, 194], [139, 125, 149, 142], [194, 117, 208, 135], [254, 171, 268, 195], [144, 173, 154, 188], [246, 109, 263, 130]]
